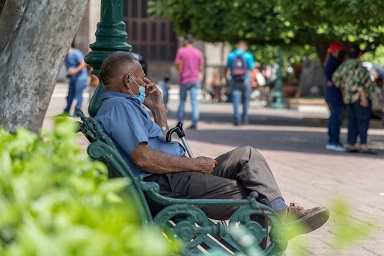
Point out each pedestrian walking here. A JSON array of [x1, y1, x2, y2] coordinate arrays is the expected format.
[[63, 46, 88, 116], [158, 73, 171, 111], [324, 42, 346, 151], [225, 41, 255, 125], [333, 44, 377, 154], [210, 69, 224, 102], [174, 34, 203, 129]]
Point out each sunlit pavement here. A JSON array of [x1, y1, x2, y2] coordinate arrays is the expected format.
[[45, 83, 384, 255]]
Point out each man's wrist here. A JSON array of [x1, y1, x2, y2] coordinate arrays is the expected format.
[[149, 103, 165, 113], [161, 125, 169, 131]]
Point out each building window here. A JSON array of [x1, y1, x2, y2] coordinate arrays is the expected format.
[[150, 45, 157, 59], [131, 22, 137, 41], [151, 22, 157, 41], [141, 0, 148, 18], [160, 46, 167, 60], [131, 0, 138, 18], [141, 45, 147, 58], [142, 23, 147, 41], [124, 0, 178, 61], [161, 22, 166, 42]]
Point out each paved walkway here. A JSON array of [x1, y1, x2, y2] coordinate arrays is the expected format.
[[44, 83, 384, 256]]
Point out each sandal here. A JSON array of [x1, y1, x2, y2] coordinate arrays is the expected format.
[[346, 148, 359, 153]]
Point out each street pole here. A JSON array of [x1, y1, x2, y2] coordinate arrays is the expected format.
[[271, 48, 285, 109], [85, 0, 132, 117]]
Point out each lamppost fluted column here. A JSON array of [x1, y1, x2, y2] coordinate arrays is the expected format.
[[85, 0, 132, 117]]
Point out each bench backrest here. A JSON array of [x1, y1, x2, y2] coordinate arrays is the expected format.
[[88, 83, 104, 117], [76, 108, 153, 224]]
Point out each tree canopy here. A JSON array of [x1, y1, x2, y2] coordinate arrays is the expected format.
[[149, 0, 384, 63]]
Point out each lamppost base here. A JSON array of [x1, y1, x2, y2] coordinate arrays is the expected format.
[[270, 91, 285, 109]]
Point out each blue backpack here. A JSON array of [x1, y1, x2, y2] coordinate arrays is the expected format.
[[231, 52, 248, 81]]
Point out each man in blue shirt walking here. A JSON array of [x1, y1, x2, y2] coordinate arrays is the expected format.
[[64, 46, 88, 116]]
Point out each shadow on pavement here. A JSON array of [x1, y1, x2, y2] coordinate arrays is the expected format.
[[182, 128, 383, 158], [166, 109, 384, 158]]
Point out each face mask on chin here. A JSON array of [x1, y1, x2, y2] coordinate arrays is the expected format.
[[129, 76, 146, 105]]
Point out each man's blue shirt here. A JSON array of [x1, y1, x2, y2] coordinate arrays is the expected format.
[[94, 92, 186, 177], [226, 49, 255, 81], [64, 48, 88, 81]]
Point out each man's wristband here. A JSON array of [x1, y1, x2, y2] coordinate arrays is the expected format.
[[161, 125, 169, 131]]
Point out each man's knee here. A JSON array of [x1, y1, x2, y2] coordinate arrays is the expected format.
[[235, 146, 267, 164], [237, 145, 259, 155]]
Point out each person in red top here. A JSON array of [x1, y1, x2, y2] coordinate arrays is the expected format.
[[174, 34, 203, 129]]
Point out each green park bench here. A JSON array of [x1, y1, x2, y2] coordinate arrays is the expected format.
[[75, 108, 287, 255]]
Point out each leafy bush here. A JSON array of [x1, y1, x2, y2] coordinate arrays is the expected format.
[[0, 118, 181, 256]]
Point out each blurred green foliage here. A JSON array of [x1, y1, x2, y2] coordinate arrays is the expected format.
[[329, 195, 376, 253], [247, 44, 318, 65], [149, 0, 384, 46], [362, 45, 384, 64], [0, 117, 182, 256], [149, 0, 384, 63], [289, 195, 376, 255]]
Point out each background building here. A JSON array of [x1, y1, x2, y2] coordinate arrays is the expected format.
[[64, 0, 231, 91], [123, 0, 179, 82]]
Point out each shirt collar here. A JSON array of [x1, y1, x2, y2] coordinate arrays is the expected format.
[[101, 91, 141, 105]]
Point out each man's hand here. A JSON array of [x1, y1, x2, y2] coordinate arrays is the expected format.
[[359, 89, 368, 108], [67, 69, 76, 77], [131, 143, 216, 175], [194, 156, 217, 174], [360, 98, 369, 108], [143, 78, 163, 110]]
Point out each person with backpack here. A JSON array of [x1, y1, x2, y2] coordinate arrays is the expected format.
[[225, 41, 255, 125]]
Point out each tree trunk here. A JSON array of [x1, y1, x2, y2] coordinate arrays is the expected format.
[[0, 0, 89, 133], [314, 42, 330, 66], [0, 0, 7, 15]]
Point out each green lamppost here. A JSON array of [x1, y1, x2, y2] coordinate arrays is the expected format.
[[85, 0, 132, 117], [271, 48, 285, 109]]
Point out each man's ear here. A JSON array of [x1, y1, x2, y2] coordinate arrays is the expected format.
[[122, 74, 131, 89]]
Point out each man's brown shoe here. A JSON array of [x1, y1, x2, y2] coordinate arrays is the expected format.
[[281, 203, 330, 240]]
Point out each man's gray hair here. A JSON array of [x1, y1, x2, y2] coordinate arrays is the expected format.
[[100, 51, 138, 86]]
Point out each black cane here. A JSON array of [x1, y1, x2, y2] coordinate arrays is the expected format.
[[166, 122, 194, 158]]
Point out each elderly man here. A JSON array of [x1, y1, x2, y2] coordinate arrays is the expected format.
[[94, 52, 330, 240]]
